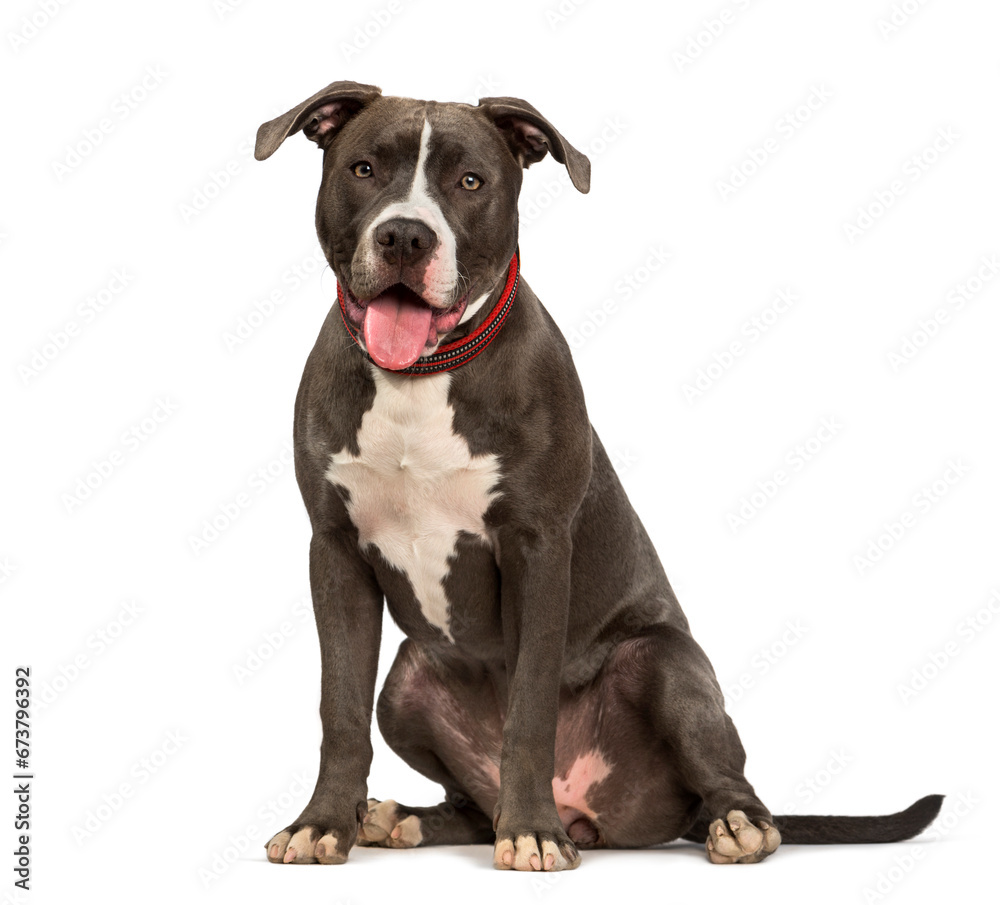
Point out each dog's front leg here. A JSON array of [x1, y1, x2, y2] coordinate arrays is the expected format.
[[492, 527, 580, 872], [265, 530, 383, 865]]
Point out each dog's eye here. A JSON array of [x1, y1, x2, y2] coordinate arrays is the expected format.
[[352, 161, 373, 178], [460, 173, 483, 191]]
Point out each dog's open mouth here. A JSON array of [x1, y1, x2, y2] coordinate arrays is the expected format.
[[342, 284, 468, 371]]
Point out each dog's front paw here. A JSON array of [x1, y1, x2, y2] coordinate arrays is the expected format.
[[705, 810, 781, 864], [357, 798, 423, 848], [266, 825, 347, 864], [265, 803, 366, 864], [492, 818, 580, 872]]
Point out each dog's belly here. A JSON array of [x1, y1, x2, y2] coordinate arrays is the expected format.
[[381, 639, 699, 847], [325, 367, 500, 642]]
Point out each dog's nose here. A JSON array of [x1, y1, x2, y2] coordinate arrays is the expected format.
[[374, 217, 438, 267]]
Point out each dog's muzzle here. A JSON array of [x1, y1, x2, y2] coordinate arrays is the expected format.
[[338, 251, 520, 375], [341, 282, 470, 370]]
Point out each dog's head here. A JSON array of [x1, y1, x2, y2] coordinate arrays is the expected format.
[[256, 81, 590, 370]]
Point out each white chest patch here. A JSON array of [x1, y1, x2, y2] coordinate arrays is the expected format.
[[325, 367, 501, 641]]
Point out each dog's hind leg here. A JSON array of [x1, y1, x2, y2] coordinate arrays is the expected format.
[[610, 624, 782, 863], [365, 639, 505, 847]]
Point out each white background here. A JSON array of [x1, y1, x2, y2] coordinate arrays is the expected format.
[[2, 0, 997, 903]]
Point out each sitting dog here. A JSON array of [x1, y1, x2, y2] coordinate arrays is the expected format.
[[254, 80, 942, 871]]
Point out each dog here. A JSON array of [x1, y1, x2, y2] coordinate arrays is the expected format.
[[253, 80, 942, 871]]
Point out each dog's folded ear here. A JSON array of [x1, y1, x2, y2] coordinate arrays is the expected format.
[[255, 81, 382, 161], [477, 97, 590, 194]]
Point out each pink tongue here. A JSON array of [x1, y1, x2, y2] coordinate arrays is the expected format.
[[363, 289, 433, 370]]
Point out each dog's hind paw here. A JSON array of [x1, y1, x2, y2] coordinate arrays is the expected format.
[[357, 799, 423, 848], [705, 810, 781, 864]]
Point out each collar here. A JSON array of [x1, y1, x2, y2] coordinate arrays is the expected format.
[[337, 250, 519, 375]]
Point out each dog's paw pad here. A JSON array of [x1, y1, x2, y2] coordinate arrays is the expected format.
[[705, 810, 780, 864]]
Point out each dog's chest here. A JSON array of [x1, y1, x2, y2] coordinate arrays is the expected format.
[[325, 368, 500, 641]]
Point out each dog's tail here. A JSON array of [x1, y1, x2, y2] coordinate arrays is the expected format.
[[681, 794, 944, 845]]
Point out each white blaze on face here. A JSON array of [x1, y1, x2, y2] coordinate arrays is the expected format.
[[325, 367, 501, 641], [357, 118, 461, 307]]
